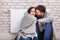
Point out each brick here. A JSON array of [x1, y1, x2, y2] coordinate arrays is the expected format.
[[0, 23, 9, 26], [41, 0, 47, 2], [0, 27, 8, 30], [0, 22, 3, 25], [26, 3, 34, 6], [9, 6, 16, 9], [0, 17, 10, 19], [56, 0, 60, 2], [53, 16, 59, 19], [55, 6, 60, 8], [1, 18, 10, 22], [11, 0, 20, 2], [54, 19, 60, 22], [15, 6, 26, 9], [46, 0, 57, 2], [25, 5, 35, 9], [53, 8, 60, 11], [0, 9, 8, 12], [11, 0, 27, 2], [0, 6, 11, 9], [34, 0, 42, 2], [3, 22, 10, 25], [48, 3, 53, 6], [34, 2, 48, 6], [27, 0, 35, 2], [0, 3, 3, 6], [19, 0, 27, 2], [2, 0, 12, 2], [49, 10, 56, 13], [3, 2, 8, 6], [8, 2, 27, 6], [53, 3, 60, 6], [54, 24, 60, 27]]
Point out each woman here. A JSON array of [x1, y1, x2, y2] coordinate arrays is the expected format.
[[16, 7, 39, 40]]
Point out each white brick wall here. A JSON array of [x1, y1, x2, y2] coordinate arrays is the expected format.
[[0, 0, 60, 40]]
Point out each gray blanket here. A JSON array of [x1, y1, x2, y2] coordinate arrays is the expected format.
[[17, 12, 37, 39]]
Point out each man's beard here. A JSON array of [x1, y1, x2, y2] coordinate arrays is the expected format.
[[35, 15, 44, 19]]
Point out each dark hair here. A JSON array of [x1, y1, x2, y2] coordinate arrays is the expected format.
[[36, 5, 46, 13], [27, 7, 35, 13]]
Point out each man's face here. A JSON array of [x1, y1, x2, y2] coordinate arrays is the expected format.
[[36, 9, 45, 18]]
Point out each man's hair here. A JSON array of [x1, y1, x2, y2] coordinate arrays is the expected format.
[[36, 5, 46, 13], [27, 7, 35, 13]]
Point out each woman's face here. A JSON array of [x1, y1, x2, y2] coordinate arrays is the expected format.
[[30, 8, 36, 16]]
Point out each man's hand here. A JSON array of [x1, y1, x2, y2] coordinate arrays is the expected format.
[[38, 22, 43, 32]]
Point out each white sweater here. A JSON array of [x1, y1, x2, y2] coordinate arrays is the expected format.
[[38, 12, 53, 23]]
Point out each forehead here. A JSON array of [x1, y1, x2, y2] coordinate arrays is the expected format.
[[36, 10, 40, 12], [31, 8, 35, 11]]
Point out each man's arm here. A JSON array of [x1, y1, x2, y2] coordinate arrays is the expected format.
[[38, 17, 53, 23]]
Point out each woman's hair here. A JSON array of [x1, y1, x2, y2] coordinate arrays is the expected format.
[[36, 5, 46, 13], [27, 7, 36, 13]]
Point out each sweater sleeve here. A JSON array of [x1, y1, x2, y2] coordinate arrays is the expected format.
[[38, 17, 53, 23], [38, 12, 53, 23]]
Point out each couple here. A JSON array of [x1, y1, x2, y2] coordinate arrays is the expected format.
[[16, 5, 53, 40]]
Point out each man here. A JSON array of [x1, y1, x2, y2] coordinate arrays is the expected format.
[[35, 5, 53, 40]]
